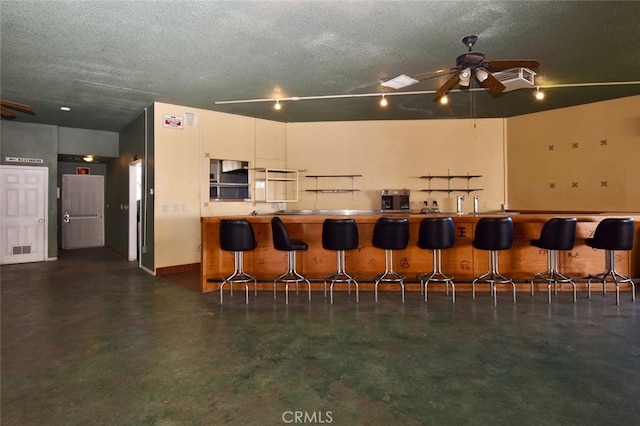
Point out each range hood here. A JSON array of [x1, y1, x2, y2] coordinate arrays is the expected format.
[[221, 160, 246, 173]]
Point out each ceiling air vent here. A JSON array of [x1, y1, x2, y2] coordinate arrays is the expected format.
[[492, 67, 536, 92]]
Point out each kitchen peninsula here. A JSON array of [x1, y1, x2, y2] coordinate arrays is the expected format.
[[201, 212, 640, 295]]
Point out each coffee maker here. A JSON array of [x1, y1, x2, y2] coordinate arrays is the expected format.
[[381, 189, 410, 211]]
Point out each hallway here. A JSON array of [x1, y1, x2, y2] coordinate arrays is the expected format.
[[1, 247, 639, 425]]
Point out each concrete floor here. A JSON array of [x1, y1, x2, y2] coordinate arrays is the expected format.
[[1, 247, 639, 425]]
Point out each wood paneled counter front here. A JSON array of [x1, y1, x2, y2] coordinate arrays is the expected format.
[[200, 213, 640, 295]]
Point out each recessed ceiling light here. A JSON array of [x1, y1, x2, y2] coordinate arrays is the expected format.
[[60, 106, 71, 111]]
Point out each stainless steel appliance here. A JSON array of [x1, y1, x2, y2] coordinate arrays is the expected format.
[[381, 189, 410, 211]]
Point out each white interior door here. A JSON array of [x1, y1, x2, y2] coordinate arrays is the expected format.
[[0, 165, 48, 264], [62, 174, 104, 249]]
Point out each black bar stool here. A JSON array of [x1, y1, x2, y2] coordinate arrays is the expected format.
[[219, 219, 258, 304], [417, 217, 456, 302], [530, 218, 577, 303], [322, 218, 359, 304], [271, 216, 311, 304], [471, 217, 516, 306], [372, 217, 410, 302], [586, 218, 636, 305]]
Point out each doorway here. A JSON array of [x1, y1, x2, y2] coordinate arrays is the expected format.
[[128, 160, 142, 261], [0, 165, 48, 264], [61, 174, 104, 249]]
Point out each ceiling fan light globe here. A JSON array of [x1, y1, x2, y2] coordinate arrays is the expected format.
[[475, 68, 489, 82], [459, 67, 472, 86]]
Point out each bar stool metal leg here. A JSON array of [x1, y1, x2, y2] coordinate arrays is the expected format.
[[530, 249, 576, 303], [374, 249, 405, 303], [588, 249, 636, 305], [325, 250, 359, 304], [420, 248, 455, 303], [273, 250, 311, 304], [220, 251, 257, 304], [472, 250, 516, 306]]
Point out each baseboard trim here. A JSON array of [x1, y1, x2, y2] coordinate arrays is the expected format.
[[156, 263, 200, 276]]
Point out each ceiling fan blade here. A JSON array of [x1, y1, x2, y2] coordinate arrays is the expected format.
[[433, 73, 460, 101], [0, 99, 36, 115], [413, 67, 458, 81], [480, 73, 507, 93], [485, 59, 540, 70], [1, 106, 17, 119]]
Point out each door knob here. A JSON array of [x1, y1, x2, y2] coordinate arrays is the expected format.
[[63, 212, 70, 223]]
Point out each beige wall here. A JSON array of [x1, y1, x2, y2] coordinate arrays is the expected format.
[[152, 96, 639, 269], [153, 103, 286, 269], [286, 118, 507, 213], [507, 96, 640, 212], [153, 104, 202, 268]]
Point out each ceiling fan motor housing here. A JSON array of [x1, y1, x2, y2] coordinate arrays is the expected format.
[[456, 52, 486, 68]]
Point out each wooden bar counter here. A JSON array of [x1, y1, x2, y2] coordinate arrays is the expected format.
[[200, 212, 640, 294]]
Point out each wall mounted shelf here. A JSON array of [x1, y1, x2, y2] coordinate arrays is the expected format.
[[305, 174, 362, 203], [419, 173, 482, 194], [254, 168, 299, 202]]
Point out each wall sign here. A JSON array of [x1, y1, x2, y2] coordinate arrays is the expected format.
[[5, 156, 44, 164], [163, 114, 183, 129]]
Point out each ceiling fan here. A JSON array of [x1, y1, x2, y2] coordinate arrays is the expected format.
[[382, 35, 540, 101], [1, 99, 36, 119]]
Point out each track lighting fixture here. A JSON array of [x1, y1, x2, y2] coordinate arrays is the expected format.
[[380, 95, 388, 107], [534, 87, 545, 100], [274, 100, 282, 110]]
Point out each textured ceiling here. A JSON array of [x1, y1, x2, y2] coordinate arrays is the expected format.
[[1, 1, 640, 132]]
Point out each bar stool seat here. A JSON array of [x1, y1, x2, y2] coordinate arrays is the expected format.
[[322, 218, 359, 304], [271, 216, 311, 304], [471, 217, 516, 306], [417, 217, 456, 302], [530, 218, 577, 303], [372, 217, 410, 302], [218, 219, 258, 304], [586, 218, 636, 305]]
